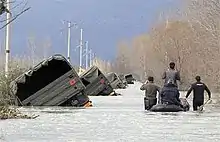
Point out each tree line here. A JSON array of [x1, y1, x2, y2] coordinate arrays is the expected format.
[[109, 0, 220, 92]]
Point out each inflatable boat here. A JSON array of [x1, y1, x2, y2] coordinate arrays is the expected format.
[[144, 98, 190, 112]]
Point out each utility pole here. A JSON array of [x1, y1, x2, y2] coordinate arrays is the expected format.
[[79, 28, 83, 72], [85, 41, 88, 69], [61, 20, 77, 63], [27, 36, 36, 66], [89, 49, 92, 68], [5, 0, 11, 77], [143, 55, 147, 80], [67, 21, 71, 62], [92, 52, 95, 66], [165, 51, 168, 65]]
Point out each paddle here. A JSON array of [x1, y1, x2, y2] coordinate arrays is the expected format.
[[198, 99, 212, 111]]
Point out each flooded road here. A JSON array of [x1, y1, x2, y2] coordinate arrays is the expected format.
[[0, 82, 220, 142]]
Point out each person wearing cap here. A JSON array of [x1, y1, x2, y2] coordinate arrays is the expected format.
[[160, 79, 182, 107], [162, 62, 180, 87], [185, 76, 211, 111], [140, 76, 161, 110]]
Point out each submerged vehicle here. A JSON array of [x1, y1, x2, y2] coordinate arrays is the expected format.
[[118, 74, 128, 87], [10, 54, 91, 107], [125, 74, 135, 84], [80, 66, 115, 96], [106, 72, 126, 89], [144, 98, 190, 112]]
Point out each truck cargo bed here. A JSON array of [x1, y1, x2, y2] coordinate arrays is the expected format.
[[10, 54, 89, 106]]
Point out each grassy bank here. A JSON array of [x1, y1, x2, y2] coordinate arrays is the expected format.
[[0, 58, 38, 119], [0, 59, 28, 106]]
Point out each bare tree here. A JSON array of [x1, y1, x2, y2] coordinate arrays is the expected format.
[[113, 41, 131, 74], [40, 36, 52, 60], [111, 0, 220, 92]]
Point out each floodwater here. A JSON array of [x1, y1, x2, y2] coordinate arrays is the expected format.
[[0, 82, 220, 142]]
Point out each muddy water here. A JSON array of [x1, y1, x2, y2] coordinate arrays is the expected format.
[[0, 82, 219, 142]]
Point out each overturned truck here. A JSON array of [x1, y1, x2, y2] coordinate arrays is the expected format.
[[10, 54, 91, 107], [125, 74, 135, 84], [106, 72, 126, 89], [118, 74, 128, 87], [80, 66, 115, 96]]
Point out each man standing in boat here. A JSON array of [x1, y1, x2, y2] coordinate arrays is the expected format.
[[140, 76, 161, 110], [162, 62, 180, 88], [185, 76, 211, 111]]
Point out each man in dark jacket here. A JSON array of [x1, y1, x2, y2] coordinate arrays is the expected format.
[[140, 76, 161, 110], [160, 79, 182, 107], [185, 76, 211, 111], [162, 62, 180, 87]]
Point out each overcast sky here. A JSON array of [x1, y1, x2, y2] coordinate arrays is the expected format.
[[0, 0, 180, 65]]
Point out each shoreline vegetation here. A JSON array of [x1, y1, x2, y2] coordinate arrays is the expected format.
[[0, 106, 39, 120], [0, 57, 39, 120], [0, 34, 53, 119]]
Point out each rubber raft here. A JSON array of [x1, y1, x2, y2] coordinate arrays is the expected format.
[[145, 98, 190, 112]]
